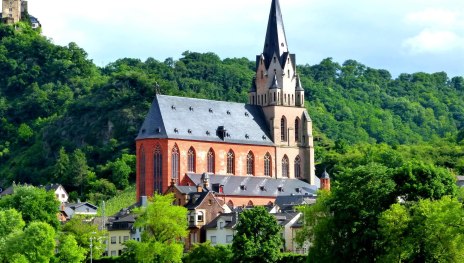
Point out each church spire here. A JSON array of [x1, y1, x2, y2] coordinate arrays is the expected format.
[[263, 0, 289, 68]]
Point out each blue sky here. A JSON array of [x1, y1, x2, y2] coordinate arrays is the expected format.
[[29, 0, 464, 78]]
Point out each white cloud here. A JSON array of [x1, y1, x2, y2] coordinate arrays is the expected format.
[[405, 8, 460, 28], [403, 29, 464, 54]]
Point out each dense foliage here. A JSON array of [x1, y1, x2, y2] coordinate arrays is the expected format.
[[298, 161, 460, 262], [0, 22, 463, 201]]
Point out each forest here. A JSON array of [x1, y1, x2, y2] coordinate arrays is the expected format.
[[0, 22, 463, 203]]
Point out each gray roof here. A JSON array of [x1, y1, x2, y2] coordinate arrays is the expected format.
[[187, 173, 317, 197], [321, 170, 330, 179], [137, 95, 273, 146], [204, 212, 238, 230], [275, 195, 316, 211], [295, 75, 304, 91], [184, 191, 209, 210], [173, 185, 198, 194], [262, 0, 289, 69], [0, 186, 14, 196], [273, 212, 300, 227]]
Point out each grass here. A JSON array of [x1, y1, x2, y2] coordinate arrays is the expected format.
[[97, 185, 136, 216]]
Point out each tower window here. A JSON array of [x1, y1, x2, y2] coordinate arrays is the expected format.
[[261, 70, 264, 79], [264, 94, 267, 104], [295, 118, 300, 142], [274, 92, 276, 102], [281, 117, 287, 141], [288, 70, 290, 78], [273, 57, 276, 63], [282, 155, 289, 178], [294, 156, 301, 179]]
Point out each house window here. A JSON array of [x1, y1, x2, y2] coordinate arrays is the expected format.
[[111, 251, 117, 256], [171, 145, 179, 184], [227, 150, 235, 175], [211, 236, 217, 245], [197, 211, 204, 222], [61, 194, 65, 198], [119, 236, 122, 244], [294, 156, 301, 179], [219, 221, 224, 229], [282, 155, 289, 178], [124, 236, 129, 242], [154, 144, 163, 194], [187, 147, 196, 172], [295, 118, 300, 142], [207, 148, 215, 173], [226, 235, 233, 243], [281, 117, 287, 141], [139, 146, 146, 196], [111, 236, 116, 244], [264, 153, 272, 177], [246, 151, 254, 175]]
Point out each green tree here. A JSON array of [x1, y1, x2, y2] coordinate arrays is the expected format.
[[232, 206, 282, 263], [55, 234, 86, 263], [0, 185, 59, 229], [3, 222, 55, 263], [0, 208, 25, 236], [183, 242, 233, 263], [61, 215, 106, 260], [379, 196, 464, 262], [125, 193, 188, 263]]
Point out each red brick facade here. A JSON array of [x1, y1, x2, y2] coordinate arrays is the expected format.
[[136, 138, 275, 200]]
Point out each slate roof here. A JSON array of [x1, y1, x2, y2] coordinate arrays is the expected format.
[[184, 191, 209, 210], [186, 173, 317, 197], [275, 195, 316, 211], [137, 95, 273, 146], [0, 185, 13, 196], [273, 212, 300, 227], [204, 212, 238, 230], [173, 185, 198, 194]]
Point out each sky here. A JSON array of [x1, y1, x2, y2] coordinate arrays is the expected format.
[[28, 0, 464, 78]]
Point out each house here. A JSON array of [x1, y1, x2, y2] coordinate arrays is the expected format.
[[183, 185, 225, 250], [63, 202, 98, 220], [273, 212, 303, 253], [106, 209, 136, 257], [44, 183, 69, 203], [205, 212, 238, 246], [135, 0, 317, 204]]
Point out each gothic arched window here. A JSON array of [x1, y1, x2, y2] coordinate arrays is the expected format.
[[282, 155, 289, 178], [139, 146, 146, 196], [246, 151, 254, 175], [187, 147, 196, 172], [207, 148, 215, 173], [294, 155, 301, 179], [171, 145, 179, 183], [295, 118, 300, 142], [153, 144, 163, 193], [264, 153, 272, 177], [281, 116, 287, 141], [227, 150, 235, 175]]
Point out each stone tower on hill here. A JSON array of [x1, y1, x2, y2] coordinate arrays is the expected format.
[[1, 0, 22, 24]]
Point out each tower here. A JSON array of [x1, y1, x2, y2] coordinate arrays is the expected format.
[[320, 170, 331, 191], [2, 0, 22, 24], [249, 0, 315, 184]]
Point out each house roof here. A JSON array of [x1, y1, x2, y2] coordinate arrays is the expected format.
[[275, 195, 316, 212], [204, 212, 238, 230], [173, 185, 198, 194], [184, 191, 209, 210], [273, 212, 300, 227], [65, 202, 98, 210], [137, 95, 273, 146], [0, 185, 14, 196], [186, 173, 317, 197]]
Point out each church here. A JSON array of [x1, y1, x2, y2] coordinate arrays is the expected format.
[[136, 0, 321, 207]]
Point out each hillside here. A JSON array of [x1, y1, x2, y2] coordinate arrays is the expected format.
[[0, 23, 463, 200]]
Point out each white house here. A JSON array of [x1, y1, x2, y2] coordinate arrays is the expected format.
[[204, 212, 238, 245], [44, 184, 69, 203]]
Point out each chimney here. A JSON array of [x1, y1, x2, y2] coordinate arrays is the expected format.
[[201, 173, 210, 189], [140, 196, 148, 207], [196, 184, 203, 193]]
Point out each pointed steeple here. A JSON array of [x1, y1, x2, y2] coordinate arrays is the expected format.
[[263, 0, 288, 68], [295, 75, 304, 91], [269, 75, 280, 89]]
